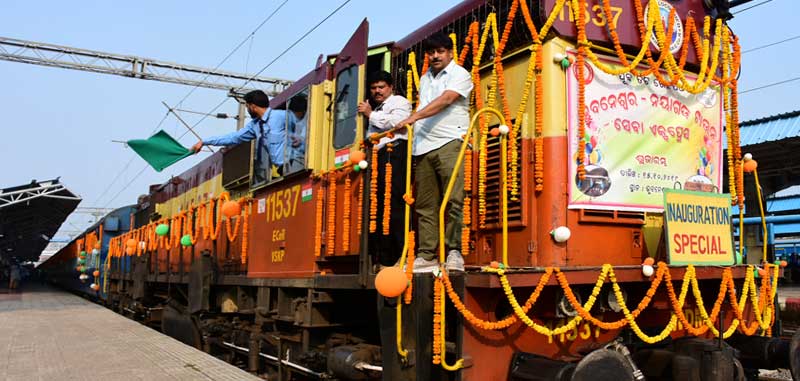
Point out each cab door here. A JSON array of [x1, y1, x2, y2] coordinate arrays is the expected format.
[[330, 18, 369, 155], [323, 19, 368, 260]]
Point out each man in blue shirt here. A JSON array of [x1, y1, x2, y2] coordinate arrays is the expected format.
[[287, 95, 307, 173], [191, 90, 290, 183]]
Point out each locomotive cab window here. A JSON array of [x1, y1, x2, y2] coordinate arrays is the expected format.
[[333, 65, 359, 149], [284, 91, 309, 174]]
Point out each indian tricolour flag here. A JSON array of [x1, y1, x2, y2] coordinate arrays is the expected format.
[[302, 182, 313, 202], [334, 149, 350, 168]]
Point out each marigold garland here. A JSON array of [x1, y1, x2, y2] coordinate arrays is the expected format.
[[731, 36, 744, 207], [406, 52, 415, 107], [240, 202, 249, 265], [356, 172, 363, 237], [369, 146, 379, 233], [225, 201, 243, 242], [440, 254, 778, 347], [327, 172, 337, 256], [575, 2, 587, 180], [314, 178, 324, 257], [462, 149, 472, 255], [433, 276, 443, 364], [343, 173, 352, 253], [470, 18, 488, 229], [382, 146, 393, 236], [493, 3, 519, 199], [403, 230, 415, 304], [442, 267, 553, 330]]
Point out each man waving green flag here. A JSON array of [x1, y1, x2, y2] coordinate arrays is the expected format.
[[127, 130, 193, 172]]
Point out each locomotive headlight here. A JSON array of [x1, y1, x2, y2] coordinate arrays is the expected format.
[[606, 288, 627, 313], [551, 226, 571, 243], [557, 291, 580, 317]]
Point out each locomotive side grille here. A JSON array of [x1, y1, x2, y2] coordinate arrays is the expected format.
[[578, 209, 645, 225], [482, 131, 523, 227]]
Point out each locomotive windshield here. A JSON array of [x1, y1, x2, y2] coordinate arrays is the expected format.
[[332, 65, 359, 148]]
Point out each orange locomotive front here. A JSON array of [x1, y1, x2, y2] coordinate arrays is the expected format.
[[94, 1, 792, 380]]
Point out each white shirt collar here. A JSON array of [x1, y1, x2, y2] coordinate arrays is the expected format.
[[426, 59, 457, 79]]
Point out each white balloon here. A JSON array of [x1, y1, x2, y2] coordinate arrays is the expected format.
[[551, 226, 571, 243], [743, 153, 753, 162], [359, 160, 369, 169], [642, 265, 655, 277], [498, 125, 510, 135]]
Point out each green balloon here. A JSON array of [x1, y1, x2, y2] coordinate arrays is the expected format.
[[78, 258, 86, 265], [79, 251, 87, 257], [180, 234, 192, 247], [155, 224, 170, 236], [353, 165, 361, 173]]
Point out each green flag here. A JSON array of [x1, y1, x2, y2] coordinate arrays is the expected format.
[[127, 130, 193, 172]]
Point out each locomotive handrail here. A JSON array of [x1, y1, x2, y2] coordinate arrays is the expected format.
[[433, 107, 508, 372], [395, 123, 414, 361], [439, 107, 509, 265], [367, 124, 407, 144]]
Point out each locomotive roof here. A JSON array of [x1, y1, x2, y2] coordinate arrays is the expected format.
[[0, 179, 81, 264], [394, 0, 485, 52]]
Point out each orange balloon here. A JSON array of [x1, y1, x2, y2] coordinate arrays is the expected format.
[[125, 247, 135, 255], [780, 260, 789, 268], [349, 150, 366, 164], [757, 268, 768, 277], [94, 242, 101, 250], [490, 127, 500, 137], [221, 200, 241, 218], [490, 261, 500, 269], [375, 267, 408, 298], [93, 270, 100, 277], [743, 160, 758, 173], [126, 238, 137, 248], [642, 257, 655, 266]]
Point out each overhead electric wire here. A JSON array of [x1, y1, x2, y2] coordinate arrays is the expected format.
[[180, 0, 354, 138], [94, 1, 289, 208], [99, 0, 352, 209], [173, 0, 290, 109], [92, 111, 170, 206], [733, 0, 775, 15], [102, 166, 149, 209], [739, 76, 800, 94], [742, 34, 800, 54], [95, 1, 289, 209]]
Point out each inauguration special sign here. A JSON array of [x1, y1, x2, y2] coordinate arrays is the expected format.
[[663, 189, 734, 266], [566, 52, 723, 212]]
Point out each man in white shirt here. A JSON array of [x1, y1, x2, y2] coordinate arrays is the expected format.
[[358, 71, 412, 269], [396, 32, 473, 273]]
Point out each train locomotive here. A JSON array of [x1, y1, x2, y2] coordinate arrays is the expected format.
[[41, 0, 800, 380]]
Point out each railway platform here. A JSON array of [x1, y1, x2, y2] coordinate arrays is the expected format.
[[0, 283, 260, 381]]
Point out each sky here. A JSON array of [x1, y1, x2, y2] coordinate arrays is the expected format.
[[1, 0, 797, 240]]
